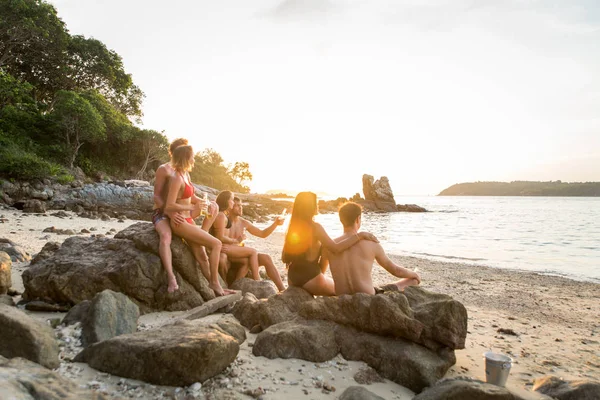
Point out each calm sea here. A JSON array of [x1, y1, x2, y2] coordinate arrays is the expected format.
[[269, 196, 600, 283]]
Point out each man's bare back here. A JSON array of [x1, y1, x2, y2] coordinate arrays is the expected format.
[[327, 237, 379, 295], [325, 202, 421, 296]]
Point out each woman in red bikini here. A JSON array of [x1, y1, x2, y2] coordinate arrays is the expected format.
[[165, 145, 234, 297], [282, 192, 379, 296]]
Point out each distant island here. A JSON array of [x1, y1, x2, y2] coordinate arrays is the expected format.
[[438, 181, 600, 197]]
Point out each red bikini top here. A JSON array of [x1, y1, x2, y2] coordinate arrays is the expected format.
[[181, 173, 193, 199]]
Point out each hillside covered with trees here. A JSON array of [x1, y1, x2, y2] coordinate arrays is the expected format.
[[438, 181, 600, 197], [0, 0, 251, 192]]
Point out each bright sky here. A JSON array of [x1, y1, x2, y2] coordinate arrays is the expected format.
[[49, 0, 600, 196]]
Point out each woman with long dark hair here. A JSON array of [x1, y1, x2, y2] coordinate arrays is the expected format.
[[282, 192, 378, 295]]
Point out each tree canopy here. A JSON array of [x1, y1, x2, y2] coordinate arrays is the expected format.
[[0, 0, 252, 192]]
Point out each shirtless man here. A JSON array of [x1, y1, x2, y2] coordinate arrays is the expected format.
[[226, 197, 286, 291], [324, 202, 421, 295], [153, 138, 217, 293]]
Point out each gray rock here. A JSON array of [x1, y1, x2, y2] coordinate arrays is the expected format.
[[339, 386, 386, 400], [0, 252, 10, 295], [533, 375, 600, 400], [82, 290, 140, 346], [62, 300, 91, 326], [230, 277, 277, 299], [414, 377, 554, 400], [23, 199, 46, 213], [75, 318, 241, 386], [354, 367, 385, 385], [0, 356, 109, 399], [253, 320, 339, 362], [0, 294, 14, 306], [24, 301, 70, 312], [22, 224, 218, 312], [0, 304, 59, 369], [0, 238, 31, 262], [337, 325, 455, 393]]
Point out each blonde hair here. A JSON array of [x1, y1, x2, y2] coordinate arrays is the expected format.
[[171, 145, 194, 172], [168, 138, 189, 158]]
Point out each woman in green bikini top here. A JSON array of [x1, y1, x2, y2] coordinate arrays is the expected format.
[[282, 192, 378, 296]]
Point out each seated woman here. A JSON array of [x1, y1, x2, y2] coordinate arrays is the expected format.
[[164, 145, 234, 297], [282, 192, 378, 296], [209, 190, 263, 282]]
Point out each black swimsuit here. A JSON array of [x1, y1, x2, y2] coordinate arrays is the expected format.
[[287, 246, 322, 287], [209, 213, 232, 237]]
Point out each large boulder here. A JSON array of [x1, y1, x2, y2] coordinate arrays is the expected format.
[[230, 277, 277, 299], [0, 304, 59, 369], [75, 316, 243, 386], [253, 320, 339, 362], [22, 223, 219, 312], [0, 356, 108, 400], [81, 290, 140, 347], [0, 252, 10, 295]]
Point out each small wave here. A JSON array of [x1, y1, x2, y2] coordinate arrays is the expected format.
[[413, 252, 487, 262], [434, 210, 459, 213]]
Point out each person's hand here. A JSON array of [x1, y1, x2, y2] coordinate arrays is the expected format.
[[275, 216, 285, 225], [236, 233, 247, 243], [410, 270, 421, 285], [358, 231, 379, 243], [221, 244, 230, 254], [172, 212, 185, 227]]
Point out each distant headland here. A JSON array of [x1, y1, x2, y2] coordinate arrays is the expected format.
[[438, 181, 600, 197]]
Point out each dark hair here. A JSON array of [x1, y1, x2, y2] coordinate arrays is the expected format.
[[233, 197, 241, 203], [339, 202, 362, 228], [171, 145, 194, 172], [169, 138, 188, 158], [216, 190, 233, 212], [282, 192, 317, 264]]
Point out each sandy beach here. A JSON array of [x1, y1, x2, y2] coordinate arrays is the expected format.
[[2, 206, 599, 399]]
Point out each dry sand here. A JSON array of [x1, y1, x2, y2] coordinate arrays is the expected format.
[[1, 207, 599, 399]]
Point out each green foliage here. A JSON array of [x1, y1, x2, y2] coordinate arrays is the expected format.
[[438, 181, 600, 197], [0, 0, 70, 101], [190, 148, 251, 193], [229, 161, 253, 186], [51, 90, 106, 168], [67, 36, 144, 118], [0, 133, 58, 179]]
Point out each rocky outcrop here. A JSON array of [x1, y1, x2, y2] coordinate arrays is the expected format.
[[232, 287, 466, 393], [75, 316, 244, 386], [0, 304, 60, 369], [363, 174, 395, 206], [22, 223, 220, 312], [0, 356, 109, 400], [0, 251, 11, 295], [339, 386, 385, 400]]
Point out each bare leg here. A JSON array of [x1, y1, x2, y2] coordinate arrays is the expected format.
[[258, 253, 285, 292], [223, 245, 260, 281], [155, 219, 178, 293], [303, 273, 336, 296], [218, 253, 229, 282], [171, 221, 234, 296], [190, 244, 210, 281], [233, 258, 250, 283]]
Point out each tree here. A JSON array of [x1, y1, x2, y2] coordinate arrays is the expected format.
[[66, 36, 144, 119], [51, 90, 105, 168], [197, 148, 224, 166], [134, 129, 168, 179], [0, 0, 70, 101], [229, 161, 252, 185]]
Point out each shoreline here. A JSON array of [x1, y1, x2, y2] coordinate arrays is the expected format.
[[2, 207, 599, 398]]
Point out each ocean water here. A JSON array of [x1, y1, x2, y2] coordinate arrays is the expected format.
[[280, 196, 600, 283]]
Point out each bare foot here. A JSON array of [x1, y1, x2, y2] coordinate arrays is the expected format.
[[167, 276, 179, 293], [209, 283, 236, 296]]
